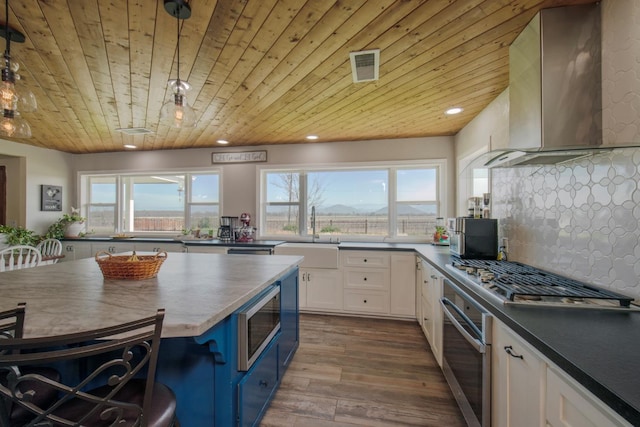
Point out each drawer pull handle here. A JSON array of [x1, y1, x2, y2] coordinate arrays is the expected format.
[[504, 346, 524, 359], [259, 380, 269, 388], [363, 277, 367, 281], [364, 259, 367, 262], [363, 299, 367, 303]]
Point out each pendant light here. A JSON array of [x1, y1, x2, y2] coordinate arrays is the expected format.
[[160, 0, 196, 128], [0, 0, 36, 138]]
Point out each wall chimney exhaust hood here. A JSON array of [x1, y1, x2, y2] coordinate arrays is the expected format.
[[487, 3, 608, 168]]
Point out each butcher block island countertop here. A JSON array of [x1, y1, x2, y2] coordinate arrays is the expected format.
[[0, 251, 303, 338]]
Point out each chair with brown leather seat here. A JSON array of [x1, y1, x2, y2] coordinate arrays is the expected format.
[[0, 309, 178, 427], [0, 302, 62, 427]]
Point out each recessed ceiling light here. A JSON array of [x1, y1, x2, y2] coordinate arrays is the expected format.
[[217, 139, 229, 145], [445, 107, 463, 115], [123, 144, 137, 149], [306, 135, 318, 140]]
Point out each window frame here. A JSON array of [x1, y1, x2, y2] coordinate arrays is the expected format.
[[257, 160, 447, 242], [79, 169, 222, 236]]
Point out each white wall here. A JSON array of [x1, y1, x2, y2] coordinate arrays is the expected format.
[[72, 136, 456, 220], [0, 139, 74, 234]]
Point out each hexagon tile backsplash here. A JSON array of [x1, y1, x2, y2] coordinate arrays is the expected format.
[[492, 147, 640, 301]]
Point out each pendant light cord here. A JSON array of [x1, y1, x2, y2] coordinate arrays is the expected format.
[[175, 9, 180, 86], [4, 0, 10, 59]]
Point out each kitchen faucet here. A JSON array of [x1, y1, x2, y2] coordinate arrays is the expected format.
[[311, 206, 318, 242]]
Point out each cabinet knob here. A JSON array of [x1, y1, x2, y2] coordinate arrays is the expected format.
[[363, 299, 367, 303], [363, 277, 367, 281], [259, 380, 269, 388], [504, 345, 524, 359], [364, 259, 367, 262]]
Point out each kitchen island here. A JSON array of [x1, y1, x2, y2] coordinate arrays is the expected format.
[[0, 252, 302, 426]]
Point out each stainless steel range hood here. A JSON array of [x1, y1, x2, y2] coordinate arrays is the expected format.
[[488, 3, 606, 168]]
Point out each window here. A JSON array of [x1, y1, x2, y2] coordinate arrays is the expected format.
[[82, 172, 220, 235], [260, 162, 445, 240]]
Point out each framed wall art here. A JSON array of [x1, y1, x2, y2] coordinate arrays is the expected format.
[[41, 185, 62, 211]]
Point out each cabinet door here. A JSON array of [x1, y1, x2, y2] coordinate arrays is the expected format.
[[492, 320, 545, 427], [186, 245, 229, 254], [91, 242, 134, 256], [133, 242, 184, 253], [60, 242, 93, 261], [390, 254, 416, 317], [546, 368, 631, 427], [304, 269, 342, 311]]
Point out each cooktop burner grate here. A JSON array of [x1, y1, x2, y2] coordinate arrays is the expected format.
[[450, 258, 634, 307]]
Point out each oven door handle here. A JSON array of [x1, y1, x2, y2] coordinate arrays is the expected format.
[[440, 297, 486, 353]]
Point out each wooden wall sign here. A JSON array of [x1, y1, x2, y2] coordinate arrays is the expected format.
[[212, 150, 267, 164], [41, 185, 62, 211]]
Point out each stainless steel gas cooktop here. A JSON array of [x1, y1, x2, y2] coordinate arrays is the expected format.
[[446, 258, 638, 310]]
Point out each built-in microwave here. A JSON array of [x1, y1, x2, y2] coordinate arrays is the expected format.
[[237, 285, 281, 371]]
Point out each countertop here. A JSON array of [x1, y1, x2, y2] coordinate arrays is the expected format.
[[0, 252, 302, 339], [62, 237, 285, 247]]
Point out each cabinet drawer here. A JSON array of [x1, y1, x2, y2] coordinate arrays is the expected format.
[[343, 290, 389, 314], [341, 251, 390, 268], [344, 268, 389, 290], [238, 342, 279, 427]]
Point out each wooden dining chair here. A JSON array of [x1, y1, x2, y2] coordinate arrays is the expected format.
[[0, 246, 42, 272], [0, 303, 62, 427], [35, 238, 63, 265], [0, 309, 178, 427]]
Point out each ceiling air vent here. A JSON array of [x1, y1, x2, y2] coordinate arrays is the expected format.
[[115, 127, 153, 135], [349, 49, 380, 83]]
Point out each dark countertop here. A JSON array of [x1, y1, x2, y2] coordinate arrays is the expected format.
[[62, 237, 284, 247], [60, 239, 640, 423]]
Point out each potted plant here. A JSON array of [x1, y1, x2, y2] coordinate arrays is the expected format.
[[0, 225, 40, 248], [46, 208, 86, 239]]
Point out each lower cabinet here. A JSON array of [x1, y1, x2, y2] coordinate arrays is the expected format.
[[301, 268, 342, 312], [238, 335, 279, 427], [546, 368, 631, 427], [492, 320, 545, 427], [60, 241, 93, 261], [493, 319, 632, 427], [419, 259, 443, 366]]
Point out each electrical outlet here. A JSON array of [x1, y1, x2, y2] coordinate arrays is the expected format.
[[502, 237, 509, 253]]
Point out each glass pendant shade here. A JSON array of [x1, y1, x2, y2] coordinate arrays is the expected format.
[[0, 110, 31, 138], [160, 79, 196, 128]]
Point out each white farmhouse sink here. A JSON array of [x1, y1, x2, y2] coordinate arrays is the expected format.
[[273, 243, 339, 269]]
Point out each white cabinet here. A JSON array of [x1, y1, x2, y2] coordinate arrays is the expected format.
[[60, 241, 93, 261], [419, 259, 443, 366], [546, 368, 631, 427], [342, 251, 390, 315], [492, 320, 632, 427], [390, 254, 416, 317], [132, 242, 185, 253], [91, 242, 138, 255], [301, 268, 342, 312], [184, 245, 228, 254], [492, 320, 545, 427]]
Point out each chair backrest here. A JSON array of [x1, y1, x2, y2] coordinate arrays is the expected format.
[[0, 309, 165, 427], [35, 239, 63, 264], [0, 303, 26, 351], [0, 246, 42, 272]]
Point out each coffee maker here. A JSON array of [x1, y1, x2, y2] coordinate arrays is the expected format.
[[217, 216, 238, 242]]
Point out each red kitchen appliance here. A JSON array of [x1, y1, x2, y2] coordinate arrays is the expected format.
[[236, 212, 255, 242]]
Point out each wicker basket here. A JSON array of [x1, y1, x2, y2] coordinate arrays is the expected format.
[[95, 251, 167, 280]]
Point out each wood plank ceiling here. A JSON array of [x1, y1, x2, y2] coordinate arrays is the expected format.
[[4, 0, 597, 154]]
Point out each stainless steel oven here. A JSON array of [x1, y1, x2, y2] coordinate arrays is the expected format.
[[237, 285, 281, 371], [440, 278, 492, 427]]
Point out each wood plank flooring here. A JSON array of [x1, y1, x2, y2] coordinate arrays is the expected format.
[[260, 314, 467, 427]]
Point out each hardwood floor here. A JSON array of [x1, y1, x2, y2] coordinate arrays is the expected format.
[[261, 314, 467, 427]]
